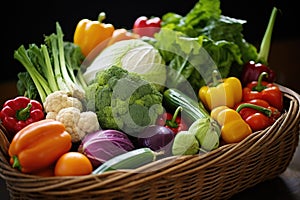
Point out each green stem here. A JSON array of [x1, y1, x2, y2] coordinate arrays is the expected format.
[[41, 44, 59, 92], [12, 155, 22, 171], [16, 103, 32, 121], [76, 69, 88, 90], [236, 103, 272, 117], [210, 70, 222, 87], [98, 12, 106, 23], [252, 72, 268, 92], [49, 33, 68, 92], [175, 50, 192, 82], [56, 22, 76, 93], [166, 106, 182, 128], [257, 7, 278, 64]]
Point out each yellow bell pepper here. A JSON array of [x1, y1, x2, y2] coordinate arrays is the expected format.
[[211, 106, 252, 144], [73, 12, 115, 57], [199, 70, 242, 111]]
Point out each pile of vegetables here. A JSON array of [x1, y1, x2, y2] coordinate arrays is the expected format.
[[0, 0, 284, 177]]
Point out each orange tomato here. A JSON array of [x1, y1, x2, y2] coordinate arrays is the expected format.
[[54, 152, 93, 176]]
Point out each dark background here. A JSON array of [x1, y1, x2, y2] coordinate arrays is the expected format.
[[1, 1, 300, 199], [1, 0, 298, 83]]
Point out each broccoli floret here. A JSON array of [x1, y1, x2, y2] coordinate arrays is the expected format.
[[85, 65, 164, 136]]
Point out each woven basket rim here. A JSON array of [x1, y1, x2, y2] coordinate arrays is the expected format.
[[1, 83, 300, 199]]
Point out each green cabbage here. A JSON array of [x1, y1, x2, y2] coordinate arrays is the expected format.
[[83, 39, 166, 90]]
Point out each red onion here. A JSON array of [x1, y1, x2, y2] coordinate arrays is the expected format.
[[137, 125, 174, 156]]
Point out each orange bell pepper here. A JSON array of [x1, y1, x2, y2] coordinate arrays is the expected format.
[[73, 12, 115, 57], [211, 106, 252, 144], [8, 119, 72, 173], [106, 28, 140, 47]]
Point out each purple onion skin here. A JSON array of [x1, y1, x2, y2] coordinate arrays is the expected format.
[[78, 129, 135, 168], [137, 125, 175, 156]]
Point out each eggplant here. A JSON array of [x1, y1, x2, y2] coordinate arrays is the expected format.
[[78, 129, 135, 168]]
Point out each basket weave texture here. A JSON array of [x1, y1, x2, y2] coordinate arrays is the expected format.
[[1, 84, 300, 200]]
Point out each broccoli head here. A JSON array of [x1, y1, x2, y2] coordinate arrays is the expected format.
[[85, 65, 164, 136]]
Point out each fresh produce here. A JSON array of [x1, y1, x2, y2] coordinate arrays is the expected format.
[[82, 39, 166, 91], [44, 90, 100, 143], [132, 16, 162, 37], [8, 119, 72, 173], [199, 70, 243, 111], [211, 106, 252, 144], [172, 131, 199, 156], [2, 0, 285, 177], [73, 12, 115, 58], [78, 129, 135, 168], [0, 96, 44, 140], [172, 117, 221, 154], [84, 65, 164, 135], [240, 7, 278, 86], [235, 99, 281, 120], [188, 118, 221, 151], [164, 87, 221, 152], [106, 28, 140, 47], [156, 106, 188, 134], [52, 107, 100, 143], [156, 0, 258, 92], [14, 22, 86, 103], [242, 72, 283, 111], [235, 99, 281, 132], [54, 152, 93, 176], [43, 90, 83, 113], [92, 148, 159, 174], [163, 88, 210, 125], [137, 125, 174, 156]]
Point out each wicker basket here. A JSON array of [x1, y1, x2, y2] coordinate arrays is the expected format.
[[1, 84, 300, 200]]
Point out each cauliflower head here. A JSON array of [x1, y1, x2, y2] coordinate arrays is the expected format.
[[44, 90, 100, 142], [43, 90, 83, 114], [54, 107, 100, 142], [85, 65, 164, 136]]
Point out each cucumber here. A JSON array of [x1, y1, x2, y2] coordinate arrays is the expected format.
[[163, 88, 210, 124], [92, 148, 158, 174], [164, 88, 221, 152]]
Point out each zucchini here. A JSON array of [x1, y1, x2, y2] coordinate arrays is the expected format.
[[92, 148, 158, 174], [163, 88, 209, 124]]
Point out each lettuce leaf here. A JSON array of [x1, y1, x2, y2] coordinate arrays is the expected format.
[[157, 0, 258, 93]]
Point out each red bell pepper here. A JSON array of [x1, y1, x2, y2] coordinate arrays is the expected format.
[[156, 106, 187, 134], [235, 99, 281, 132], [241, 61, 276, 86], [133, 16, 161, 37], [240, 7, 278, 86], [242, 72, 283, 111], [0, 96, 44, 138]]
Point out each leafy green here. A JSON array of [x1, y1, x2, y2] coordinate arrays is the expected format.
[[16, 72, 38, 100], [156, 0, 258, 92]]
